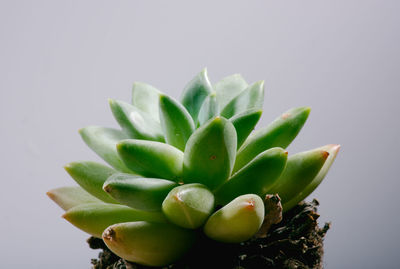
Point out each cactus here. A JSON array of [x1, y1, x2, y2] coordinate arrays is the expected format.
[[47, 69, 339, 267]]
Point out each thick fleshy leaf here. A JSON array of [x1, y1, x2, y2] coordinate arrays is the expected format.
[[214, 74, 248, 110], [64, 161, 118, 204], [234, 107, 311, 172], [197, 92, 218, 126], [215, 148, 288, 206], [63, 204, 166, 238], [183, 117, 237, 190], [283, 144, 340, 211], [159, 94, 195, 151], [103, 221, 196, 267], [131, 82, 161, 121], [230, 109, 262, 149], [103, 173, 178, 211], [162, 184, 215, 229], [79, 126, 132, 172], [267, 147, 330, 204], [220, 81, 264, 119], [109, 99, 164, 142], [180, 68, 213, 123], [204, 194, 264, 243], [117, 139, 183, 181], [47, 186, 103, 211]]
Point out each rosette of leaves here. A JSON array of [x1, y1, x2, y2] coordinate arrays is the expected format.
[[47, 69, 339, 267]]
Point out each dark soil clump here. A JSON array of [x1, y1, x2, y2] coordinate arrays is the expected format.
[[89, 199, 329, 269]]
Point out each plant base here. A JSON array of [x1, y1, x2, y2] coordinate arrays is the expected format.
[[89, 199, 330, 269]]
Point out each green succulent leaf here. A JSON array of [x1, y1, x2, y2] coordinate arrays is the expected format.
[[117, 139, 183, 181], [63, 204, 166, 238], [103, 221, 196, 267], [197, 92, 218, 126], [183, 117, 237, 190], [47, 186, 103, 211], [162, 183, 215, 229], [220, 81, 264, 119], [268, 147, 330, 204], [215, 147, 288, 206], [159, 94, 195, 151], [234, 107, 311, 172], [230, 109, 262, 149], [180, 68, 213, 124], [64, 161, 118, 204], [204, 194, 264, 243], [214, 74, 248, 111], [131, 82, 161, 121], [79, 126, 132, 173], [51, 69, 341, 255], [109, 99, 164, 142], [283, 144, 340, 211], [103, 173, 178, 211]]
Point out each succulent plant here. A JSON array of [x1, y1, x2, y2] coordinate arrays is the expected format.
[[47, 69, 340, 267]]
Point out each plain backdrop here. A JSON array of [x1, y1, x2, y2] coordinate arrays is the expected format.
[[1, 1, 399, 268]]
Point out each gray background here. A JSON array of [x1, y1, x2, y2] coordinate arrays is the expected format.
[[1, 0, 399, 268]]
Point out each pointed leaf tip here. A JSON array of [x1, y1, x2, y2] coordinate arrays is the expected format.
[[230, 109, 263, 149], [131, 82, 162, 121], [46, 191, 53, 199], [204, 194, 264, 243], [268, 147, 329, 204], [109, 99, 164, 142], [220, 80, 265, 119], [197, 92, 218, 126], [234, 106, 311, 172], [159, 94, 195, 151], [102, 221, 195, 266], [183, 116, 237, 190], [79, 126, 132, 172], [103, 173, 178, 211], [180, 69, 213, 124], [47, 186, 103, 211], [215, 147, 287, 205], [117, 139, 183, 181], [158, 94, 167, 102], [281, 106, 311, 119], [63, 204, 166, 238], [282, 144, 341, 211], [64, 161, 119, 204], [162, 183, 215, 229], [214, 73, 248, 110], [103, 184, 112, 193], [327, 144, 341, 152]]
